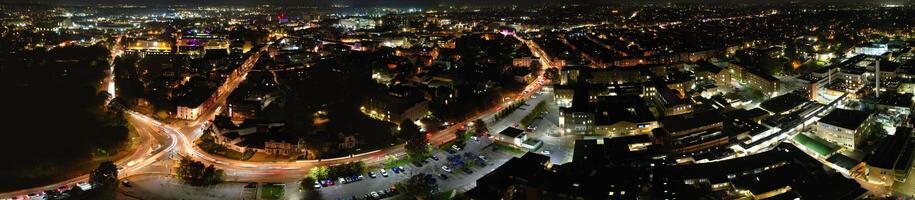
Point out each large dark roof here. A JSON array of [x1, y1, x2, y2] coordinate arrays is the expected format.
[[723, 108, 770, 121], [238, 126, 300, 149], [865, 127, 914, 169], [498, 127, 526, 138], [760, 92, 808, 114], [660, 110, 724, 133], [594, 95, 656, 126], [657, 143, 866, 200], [819, 109, 871, 130], [875, 92, 914, 108], [695, 60, 723, 74]]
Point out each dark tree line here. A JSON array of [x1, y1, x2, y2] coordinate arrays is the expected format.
[[0, 45, 130, 191], [176, 156, 224, 186], [401, 119, 431, 163]]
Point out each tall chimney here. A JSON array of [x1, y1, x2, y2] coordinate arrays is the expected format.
[[876, 58, 880, 98]]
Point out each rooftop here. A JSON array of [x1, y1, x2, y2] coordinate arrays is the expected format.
[[865, 127, 914, 169], [760, 92, 809, 114], [498, 127, 526, 138], [818, 109, 871, 130], [793, 133, 837, 157], [660, 110, 725, 134], [594, 95, 656, 126]]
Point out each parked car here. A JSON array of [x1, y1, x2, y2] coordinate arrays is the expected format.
[[439, 174, 449, 180], [322, 179, 334, 186], [430, 155, 440, 161], [27, 192, 43, 199], [541, 150, 551, 155], [396, 166, 406, 174], [392, 167, 400, 174], [463, 167, 474, 174], [451, 144, 462, 151], [120, 180, 131, 188], [368, 171, 377, 178], [313, 181, 321, 189], [56, 185, 72, 192], [441, 166, 453, 173], [76, 181, 92, 190], [380, 169, 389, 177], [478, 155, 488, 162], [43, 190, 59, 198], [388, 185, 399, 194]]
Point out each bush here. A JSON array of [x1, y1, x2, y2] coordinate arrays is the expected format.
[[310, 161, 365, 179], [175, 156, 223, 186]]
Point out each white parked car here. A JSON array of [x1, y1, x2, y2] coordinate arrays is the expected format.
[[442, 166, 453, 173]]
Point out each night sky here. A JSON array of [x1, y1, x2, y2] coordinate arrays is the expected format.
[[0, 0, 908, 6]]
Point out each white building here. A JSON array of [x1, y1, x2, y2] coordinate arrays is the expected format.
[[854, 43, 888, 56], [176, 106, 200, 120], [337, 18, 377, 30], [814, 109, 873, 150]]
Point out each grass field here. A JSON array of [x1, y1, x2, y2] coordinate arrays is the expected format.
[[492, 143, 526, 155], [260, 183, 285, 199], [196, 134, 255, 161], [383, 156, 413, 169]]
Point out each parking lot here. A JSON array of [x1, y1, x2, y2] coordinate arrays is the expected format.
[[315, 136, 518, 200]]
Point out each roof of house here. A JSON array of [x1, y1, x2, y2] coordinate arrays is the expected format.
[[818, 109, 871, 130], [660, 110, 725, 133], [875, 92, 913, 108], [760, 92, 809, 114], [594, 95, 656, 126], [498, 127, 526, 138], [793, 133, 837, 157], [827, 154, 861, 170], [865, 127, 914, 169], [695, 60, 724, 74]]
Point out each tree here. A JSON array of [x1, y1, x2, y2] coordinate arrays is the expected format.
[[402, 173, 436, 199], [401, 119, 430, 163], [89, 161, 118, 189], [202, 164, 224, 185], [454, 129, 467, 147], [299, 176, 321, 200], [176, 156, 223, 186], [473, 119, 489, 136], [309, 166, 329, 180]]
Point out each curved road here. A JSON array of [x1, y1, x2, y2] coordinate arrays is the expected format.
[[1, 35, 550, 198]]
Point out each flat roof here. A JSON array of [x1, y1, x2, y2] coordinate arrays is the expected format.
[[499, 127, 526, 138], [793, 133, 836, 157], [760, 92, 808, 114], [819, 109, 871, 130], [865, 127, 914, 169], [660, 110, 724, 133], [827, 154, 861, 170]]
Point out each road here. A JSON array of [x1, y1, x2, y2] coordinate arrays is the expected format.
[[158, 33, 553, 175], [102, 35, 124, 101], [0, 112, 174, 199], [0, 36, 161, 199], [2, 34, 553, 199]]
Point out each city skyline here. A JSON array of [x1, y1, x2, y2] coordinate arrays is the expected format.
[[0, 2, 914, 200]]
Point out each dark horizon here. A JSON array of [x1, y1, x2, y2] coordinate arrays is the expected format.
[[1, 0, 912, 7]]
